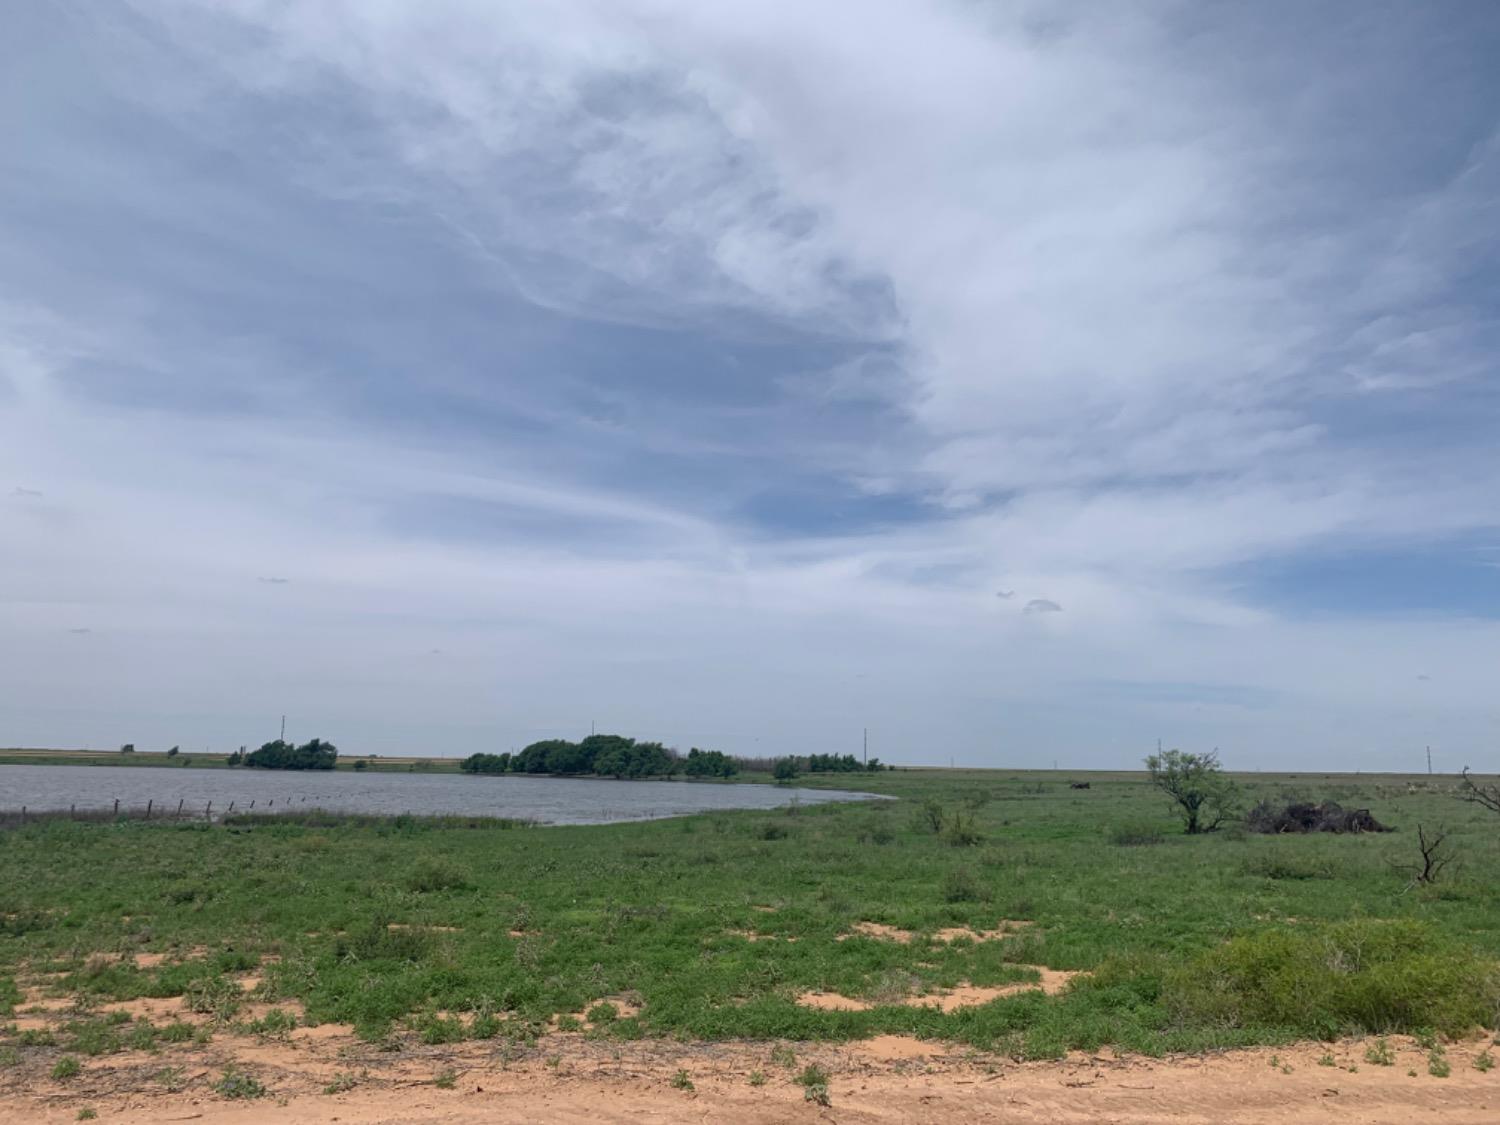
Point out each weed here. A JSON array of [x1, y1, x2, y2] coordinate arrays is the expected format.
[[670, 1069, 694, 1091], [77, 1109, 97, 1121], [159, 1021, 195, 1043], [1475, 1051, 1495, 1072], [1317, 1053, 1336, 1067], [433, 1068, 457, 1089], [586, 1002, 618, 1024], [1428, 1049, 1450, 1078], [52, 1055, 82, 1080], [155, 1066, 186, 1091], [1365, 1039, 1395, 1066], [797, 1065, 832, 1107], [0, 1046, 20, 1068], [770, 1044, 796, 1069], [748, 1069, 766, 1086], [212, 1066, 266, 1099], [323, 1071, 361, 1094]]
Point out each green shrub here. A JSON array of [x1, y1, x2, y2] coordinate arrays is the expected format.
[[212, 1067, 266, 1099], [670, 1069, 694, 1091], [404, 858, 470, 893], [940, 865, 988, 903], [52, 1055, 82, 1080], [1166, 920, 1499, 1039]]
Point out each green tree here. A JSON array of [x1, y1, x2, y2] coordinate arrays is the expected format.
[[166, 746, 179, 758], [245, 738, 338, 771], [772, 757, 800, 781], [119, 743, 135, 754], [1146, 749, 1237, 834]]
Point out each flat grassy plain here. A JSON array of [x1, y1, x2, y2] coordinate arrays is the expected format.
[[2, 767, 1498, 1076]]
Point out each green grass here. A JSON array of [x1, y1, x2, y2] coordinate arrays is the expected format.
[[2, 769, 1498, 1062]]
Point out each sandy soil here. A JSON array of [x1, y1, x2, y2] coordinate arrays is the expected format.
[[5, 1015, 1497, 1124]]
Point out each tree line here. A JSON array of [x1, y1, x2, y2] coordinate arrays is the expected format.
[[462, 736, 887, 781], [461, 734, 725, 779]]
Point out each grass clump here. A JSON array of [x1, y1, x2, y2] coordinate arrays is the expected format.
[[51, 1055, 82, 1080], [1167, 920, 1498, 1039], [212, 1066, 266, 1099], [1428, 1048, 1450, 1077], [797, 1063, 831, 1106], [1364, 1038, 1395, 1066], [1108, 821, 1165, 846], [670, 1069, 694, 1091], [1475, 1051, 1494, 1072], [433, 1068, 457, 1089]]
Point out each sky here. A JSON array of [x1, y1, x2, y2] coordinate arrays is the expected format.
[[3, 1, 1498, 770]]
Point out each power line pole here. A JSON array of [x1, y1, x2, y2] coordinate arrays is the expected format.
[[863, 727, 868, 766], [280, 715, 286, 742], [1427, 745, 1432, 775]]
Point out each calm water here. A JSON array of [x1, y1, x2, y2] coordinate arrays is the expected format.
[[0, 764, 877, 825]]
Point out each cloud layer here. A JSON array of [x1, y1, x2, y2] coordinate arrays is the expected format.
[[3, 1, 1498, 767]]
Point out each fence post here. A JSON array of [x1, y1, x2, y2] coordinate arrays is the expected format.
[[176, 798, 185, 820], [114, 799, 120, 816], [71, 804, 76, 820], [205, 801, 212, 822], [146, 799, 152, 820], [21, 806, 26, 825]]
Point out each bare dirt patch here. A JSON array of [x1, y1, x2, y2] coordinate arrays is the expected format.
[[797, 966, 1080, 1011], [838, 920, 1035, 944], [2, 1029, 1496, 1123]]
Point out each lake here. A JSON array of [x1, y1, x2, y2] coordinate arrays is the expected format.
[[0, 764, 879, 825]]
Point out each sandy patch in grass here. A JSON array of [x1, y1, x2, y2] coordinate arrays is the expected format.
[[725, 930, 797, 943], [837, 920, 1036, 944], [797, 966, 1080, 1011]]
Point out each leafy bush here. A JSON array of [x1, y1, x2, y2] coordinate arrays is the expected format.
[[772, 757, 800, 781], [1165, 919, 1500, 1038]]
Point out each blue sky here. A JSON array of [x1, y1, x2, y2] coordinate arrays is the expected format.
[[2, 1, 1498, 769]]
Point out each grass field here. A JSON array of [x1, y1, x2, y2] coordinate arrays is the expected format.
[[3, 767, 1498, 1074]]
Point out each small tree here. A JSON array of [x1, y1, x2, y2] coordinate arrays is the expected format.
[[1459, 768, 1500, 816], [1146, 749, 1237, 834], [119, 743, 135, 754], [166, 746, 179, 758], [353, 758, 368, 771], [772, 757, 800, 781]]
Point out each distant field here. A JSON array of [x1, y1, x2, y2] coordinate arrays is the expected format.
[[2, 766, 1498, 1112]]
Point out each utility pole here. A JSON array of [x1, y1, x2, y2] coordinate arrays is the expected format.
[[1427, 745, 1432, 775], [280, 715, 286, 742], [863, 727, 868, 766]]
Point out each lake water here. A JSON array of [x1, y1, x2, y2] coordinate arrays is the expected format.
[[0, 764, 878, 825]]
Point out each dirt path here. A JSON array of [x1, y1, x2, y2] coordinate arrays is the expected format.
[[5, 1026, 1498, 1124]]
